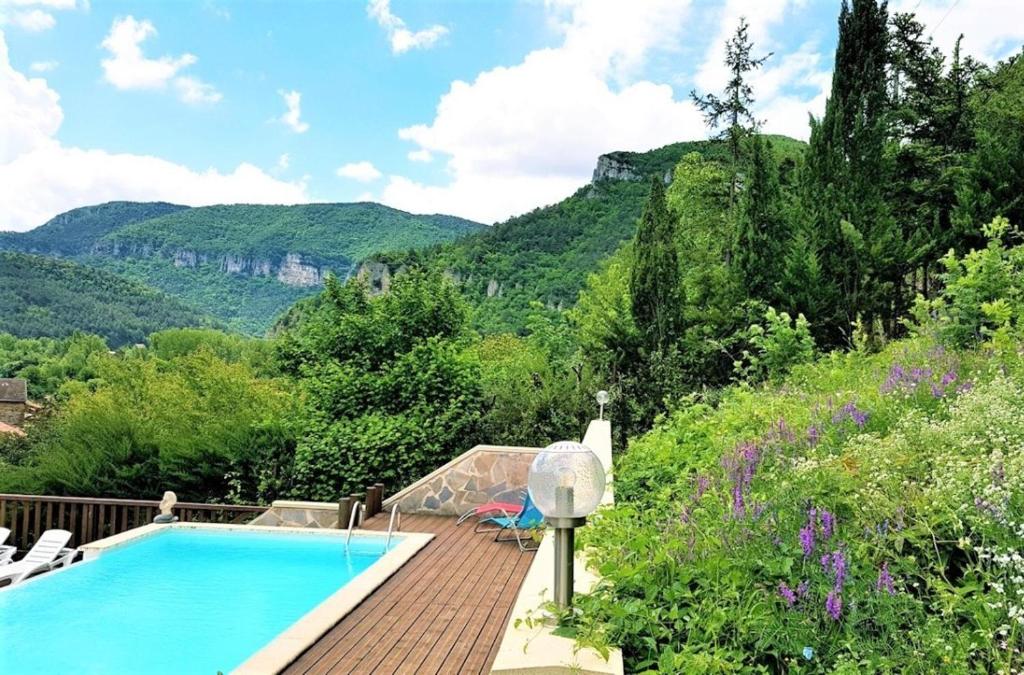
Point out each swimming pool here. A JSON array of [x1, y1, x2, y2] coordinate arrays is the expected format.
[[0, 524, 432, 674]]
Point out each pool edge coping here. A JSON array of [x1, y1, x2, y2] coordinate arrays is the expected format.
[[75, 521, 434, 674], [232, 529, 434, 675]]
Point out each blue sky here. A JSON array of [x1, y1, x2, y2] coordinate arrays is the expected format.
[[1, 0, 1022, 231]]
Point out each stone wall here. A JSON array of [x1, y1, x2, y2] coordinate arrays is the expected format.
[[248, 500, 339, 528], [0, 402, 25, 427], [384, 445, 539, 517]]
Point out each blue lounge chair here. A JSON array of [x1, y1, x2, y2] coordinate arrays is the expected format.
[[473, 492, 545, 551]]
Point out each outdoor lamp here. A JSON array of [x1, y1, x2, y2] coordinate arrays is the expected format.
[[527, 440, 607, 610], [596, 390, 609, 420]]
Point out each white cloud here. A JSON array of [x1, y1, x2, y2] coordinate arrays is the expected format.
[[380, 0, 705, 224], [0, 0, 78, 31], [355, 191, 375, 202], [892, 0, 1024, 63], [277, 153, 289, 170], [3, 9, 55, 31], [277, 89, 308, 133], [29, 59, 57, 72], [407, 148, 432, 162], [100, 16, 221, 105], [367, 0, 448, 55], [336, 161, 383, 183], [174, 75, 221, 104], [0, 30, 307, 232]]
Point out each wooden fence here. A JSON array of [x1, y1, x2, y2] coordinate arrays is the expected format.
[[0, 493, 267, 552]]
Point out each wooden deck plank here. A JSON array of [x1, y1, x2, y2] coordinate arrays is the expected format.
[[283, 512, 535, 675]]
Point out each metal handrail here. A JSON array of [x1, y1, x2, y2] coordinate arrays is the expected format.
[[345, 501, 363, 551], [385, 504, 401, 551]]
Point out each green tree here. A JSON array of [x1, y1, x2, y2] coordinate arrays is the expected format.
[[735, 135, 788, 302], [630, 177, 681, 350], [801, 0, 898, 345], [691, 17, 771, 204]]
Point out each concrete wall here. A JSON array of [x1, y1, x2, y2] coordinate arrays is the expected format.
[[490, 419, 624, 675], [383, 445, 540, 517]]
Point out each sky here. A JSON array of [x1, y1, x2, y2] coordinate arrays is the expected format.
[[1, 0, 1023, 232]]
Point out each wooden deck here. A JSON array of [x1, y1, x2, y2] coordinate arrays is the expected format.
[[283, 512, 536, 675]]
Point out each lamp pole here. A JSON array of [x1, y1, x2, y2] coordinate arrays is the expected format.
[[550, 485, 585, 609]]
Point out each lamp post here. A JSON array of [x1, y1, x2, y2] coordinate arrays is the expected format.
[[527, 441, 607, 610], [596, 390, 609, 420]]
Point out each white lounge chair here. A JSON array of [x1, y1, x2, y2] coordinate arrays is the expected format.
[[0, 529, 73, 586], [0, 527, 15, 564]]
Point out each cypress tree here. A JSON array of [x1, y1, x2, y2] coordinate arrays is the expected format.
[[630, 176, 680, 350], [802, 0, 897, 345], [735, 135, 787, 302]]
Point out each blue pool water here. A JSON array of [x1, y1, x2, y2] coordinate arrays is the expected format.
[[0, 528, 397, 674]]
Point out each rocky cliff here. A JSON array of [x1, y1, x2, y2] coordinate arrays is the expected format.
[[95, 241, 341, 288], [592, 155, 641, 182]]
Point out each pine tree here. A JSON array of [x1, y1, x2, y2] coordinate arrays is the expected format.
[[735, 134, 787, 303], [630, 176, 680, 350], [801, 0, 897, 345], [691, 17, 771, 204]]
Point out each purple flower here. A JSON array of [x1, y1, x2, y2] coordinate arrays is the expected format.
[[825, 590, 843, 620], [876, 562, 895, 595], [832, 402, 868, 428], [694, 475, 710, 499], [778, 582, 797, 607], [931, 383, 944, 398], [956, 381, 973, 394], [807, 425, 820, 447], [800, 507, 817, 557], [731, 483, 745, 518], [820, 552, 832, 573], [941, 371, 957, 386], [830, 551, 847, 589], [797, 580, 809, 598], [820, 510, 835, 540]]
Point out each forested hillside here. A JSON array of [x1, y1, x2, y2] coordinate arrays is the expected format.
[[0, 201, 186, 256], [1, 202, 484, 334], [371, 135, 804, 333], [0, 252, 214, 346]]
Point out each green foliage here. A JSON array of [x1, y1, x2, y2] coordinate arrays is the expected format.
[[733, 307, 815, 383], [630, 177, 680, 349], [0, 332, 109, 399], [277, 270, 485, 498], [0, 252, 214, 347], [0, 342, 296, 502], [1, 202, 482, 336], [0, 201, 185, 256], [576, 333, 1024, 672], [913, 217, 1024, 348]]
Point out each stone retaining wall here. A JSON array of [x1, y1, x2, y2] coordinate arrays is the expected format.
[[383, 445, 539, 516]]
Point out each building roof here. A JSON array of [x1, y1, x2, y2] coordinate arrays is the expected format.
[[0, 421, 26, 437], [0, 378, 27, 403]]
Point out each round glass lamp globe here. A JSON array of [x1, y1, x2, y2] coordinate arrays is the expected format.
[[528, 441, 607, 519], [596, 390, 609, 405]]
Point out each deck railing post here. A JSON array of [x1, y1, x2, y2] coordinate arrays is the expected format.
[[337, 497, 352, 529]]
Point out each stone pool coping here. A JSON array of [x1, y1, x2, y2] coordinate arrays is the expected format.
[[77, 521, 434, 675]]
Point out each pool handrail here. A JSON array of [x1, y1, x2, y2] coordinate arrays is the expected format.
[[385, 504, 401, 551], [344, 501, 364, 551]]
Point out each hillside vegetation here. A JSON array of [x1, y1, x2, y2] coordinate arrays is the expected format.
[[0, 252, 214, 346], [1, 202, 484, 334], [373, 135, 805, 334]]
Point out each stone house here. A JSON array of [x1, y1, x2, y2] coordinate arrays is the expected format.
[[0, 378, 28, 427]]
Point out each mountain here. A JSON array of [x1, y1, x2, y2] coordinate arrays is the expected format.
[[1, 202, 484, 334], [0, 252, 215, 347], [0, 202, 188, 256], [364, 135, 806, 333]]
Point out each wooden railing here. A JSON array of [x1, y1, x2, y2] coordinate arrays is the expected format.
[[0, 494, 267, 552]]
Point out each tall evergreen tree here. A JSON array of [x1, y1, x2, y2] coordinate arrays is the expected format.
[[691, 17, 771, 204], [735, 134, 787, 302], [630, 176, 680, 350], [801, 0, 898, 345]]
